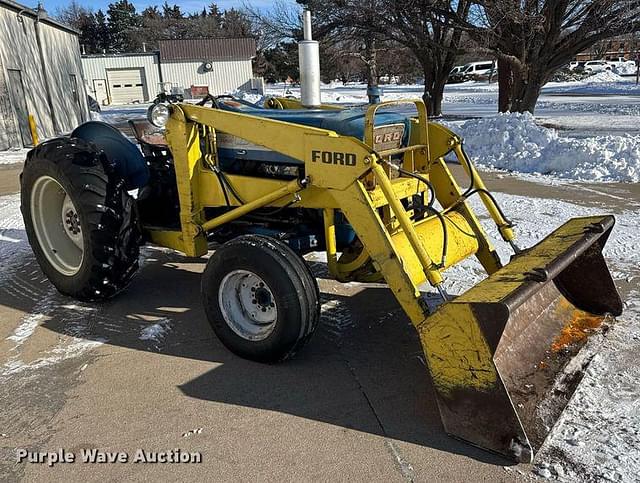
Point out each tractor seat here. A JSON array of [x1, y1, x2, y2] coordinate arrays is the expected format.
[[216, 99, 410, 143]]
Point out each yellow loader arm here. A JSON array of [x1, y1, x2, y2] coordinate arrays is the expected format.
[[159, 99, 622, 462]]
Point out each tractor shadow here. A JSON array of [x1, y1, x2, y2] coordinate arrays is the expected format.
[[0, 239, 509, 466]]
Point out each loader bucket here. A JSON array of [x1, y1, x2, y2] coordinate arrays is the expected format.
[[418, 215, 622, 463]]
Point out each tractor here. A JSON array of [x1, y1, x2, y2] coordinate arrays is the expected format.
[[19, 12, 622, 463]]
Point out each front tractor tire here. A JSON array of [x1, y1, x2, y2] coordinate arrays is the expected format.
[[202, 235, 320, 363], [21, 138, 141, 301]]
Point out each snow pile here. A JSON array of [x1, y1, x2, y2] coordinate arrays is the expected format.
[[543, 71, 640, 95], [615, 63, 638, 76], [450, 113, 640, 182], [584, 70, 625, 83]]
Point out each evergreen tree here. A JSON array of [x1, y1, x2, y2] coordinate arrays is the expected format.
[[208, 3, 224, 27], [107, 0, 140, 52], [94, 10, 111, 53], [222, 8, 253, 38], [139, 6, 163, 50], [162, 2, 183, 20]]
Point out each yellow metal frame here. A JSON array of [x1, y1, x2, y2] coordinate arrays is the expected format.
[[152, 99, 515, 328]]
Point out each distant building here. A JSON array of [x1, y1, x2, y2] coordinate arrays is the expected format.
[[82, 38, 261, 106], [81, 52, 162, 105], [576, 35, 639, 61], [0, 0, 88, 149]]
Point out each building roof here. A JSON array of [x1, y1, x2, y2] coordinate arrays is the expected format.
[[0, 0, 79, 35], [158, 38, 256, 62], [82, 52, 159, 59]]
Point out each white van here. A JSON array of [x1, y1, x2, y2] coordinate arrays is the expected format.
[[460, 61, 496, 80]]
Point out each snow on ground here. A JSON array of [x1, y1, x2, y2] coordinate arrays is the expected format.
[[2, 70, 638, 164], [444, 192, 640, 482], [0, 148, 28, 166], [139, 319, 172, 343], [542, 72, 640, 96], [0, 194, 108, 379], [615, 63, 639, 76], [443, 113, 640, 182], [91, 103, 148, 125], [442, 192, 640, 293]]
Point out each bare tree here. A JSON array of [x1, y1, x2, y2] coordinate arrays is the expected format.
[[300, 1, 385, 89], [289, 0, 471, 115], [590, 40, 610, 60], [458, 0, 640, 113], [243, 0, 302, 50], [244, 1, 383, 88]]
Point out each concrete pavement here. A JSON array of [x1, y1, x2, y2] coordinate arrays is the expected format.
[[16, 159, 640, 481]]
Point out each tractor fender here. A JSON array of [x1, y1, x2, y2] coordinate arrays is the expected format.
[[71, 121, 149, 189]]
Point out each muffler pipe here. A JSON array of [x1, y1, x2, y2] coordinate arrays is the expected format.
[[299, 10, 321, 107]]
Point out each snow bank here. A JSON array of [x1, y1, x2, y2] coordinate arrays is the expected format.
[[543, 73, 640, 95], [584, 70, 625, 83], [615, 62, 639, 76], [450, 113, 640, 182]]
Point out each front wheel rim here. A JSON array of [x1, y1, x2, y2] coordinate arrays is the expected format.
[[30, 175, 84, 276], [218, 270, 278, 341]]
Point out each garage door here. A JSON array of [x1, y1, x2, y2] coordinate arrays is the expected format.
[[107, 69, 146, 104]]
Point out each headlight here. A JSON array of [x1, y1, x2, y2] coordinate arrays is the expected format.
[[147, 103, 171, 128]]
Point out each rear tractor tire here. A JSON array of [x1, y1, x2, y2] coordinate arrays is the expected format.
[[20, 138, 141, 301], [202, 235, 320, 363]]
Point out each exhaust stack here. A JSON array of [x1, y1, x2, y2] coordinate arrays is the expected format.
[[299, 10, 321, 107]]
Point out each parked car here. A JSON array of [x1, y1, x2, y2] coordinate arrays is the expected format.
[[459, 61, 496, 81], [583, 60, 612, 73], [605, 56, 627, 67], [447, 65, 466, 83], [567, 61, 585, 71]]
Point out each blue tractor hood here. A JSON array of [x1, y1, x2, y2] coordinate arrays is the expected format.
[[216, 99, 411, 144]]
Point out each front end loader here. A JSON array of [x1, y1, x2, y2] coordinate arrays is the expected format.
[[20, 93, 622, 462]]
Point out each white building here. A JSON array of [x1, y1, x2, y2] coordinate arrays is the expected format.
[[0, 0, 88, 149], [81, 52, 161, 105], [82, 38, 259, 106]]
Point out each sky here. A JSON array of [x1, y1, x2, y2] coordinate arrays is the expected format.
[[24, 0, 291, 15]]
